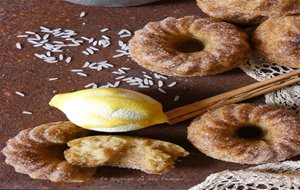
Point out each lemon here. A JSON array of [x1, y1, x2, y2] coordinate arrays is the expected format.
[[49, 88, 168, 132]]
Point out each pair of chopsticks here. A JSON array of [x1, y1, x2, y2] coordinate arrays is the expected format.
[[166, 69, 300, 125]]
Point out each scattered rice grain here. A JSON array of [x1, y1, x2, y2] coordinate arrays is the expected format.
[[113, 54, 124, 58], [158, 88, 166, 94], [83, 61, 90, 68], [168, 82, 177, 87], [115, 76, 126, 80], [100, 28, 109, 32], [15, 91, 25, 97], [71, 69, 84, 72], [82, 50, 89, 55], [174, 95, 180, 102], [53, 41, 64, 44], [25, 31, 36, 35], [118, 29, 131, 38], [65, 57, 72, 63], [89, 46, 99, 51], [17, 34, 29, 38], [86, 48, 94, 54], [40, 26, 50, 30], [138, 85, 150, 89], [158, 80, 164, 88], [22, 111, 32, 115], [76, 72, 88, 77], [16, 43, 22, 49], [48, 77, 59, 81], [80, 11, 86, 18], [143, 74, 152, 79], [102, 35, 110, 40], [121, 67, 130, 70], [88, 38, 94, 43], [81, 36, 90, 41], [148, 80, 154, 86], [43, 34, 50, 40], [154, 73, 168, 79], [92, 41, 98, 46], [85, 83, 97, 88]]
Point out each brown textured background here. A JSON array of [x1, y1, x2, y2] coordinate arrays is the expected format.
[[0, 0, 263, 189]]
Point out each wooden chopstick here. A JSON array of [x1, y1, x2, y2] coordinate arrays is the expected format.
[[166, 69, 300, 125]]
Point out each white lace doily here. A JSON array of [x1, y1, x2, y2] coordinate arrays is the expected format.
[[189, 161, 300, 190], [240, 52, 300, 113], [248, 161, 300, 178]]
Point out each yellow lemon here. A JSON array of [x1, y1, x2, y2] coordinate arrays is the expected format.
[[49, 88, 168, 132]]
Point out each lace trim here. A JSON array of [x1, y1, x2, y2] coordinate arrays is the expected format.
[[189, 161, 300, 190]]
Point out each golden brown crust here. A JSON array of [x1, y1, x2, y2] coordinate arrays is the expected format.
[[64, 136, 189, 174], [187, 104, 300, 164], [129, 16, 250, 77], [1, 121, 96, 182], [253, 15, 300, 68], [197, 0, 300, 25]]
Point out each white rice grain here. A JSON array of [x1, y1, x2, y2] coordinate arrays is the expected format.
[[76, 72, 88, 77], [118, 29, 131, 38], [22, 111, 32, 115], [25, 31, 36, 35], [40, 26, 50, 31], [85, 83, 97, 88], [154, 73, 168, 79], [174, 95, 180, 102], [81, 36, 90, 41], [158, 80, 164, 88], [168, 82, 177, 87], [71, 69, 84, 72], [82, 50, 89, 55], [86, 48, 94, 54], [115, 76, 126, 80], [143, 74, 153, 79], [80, 11, 86, 18], [83, 61, 90, 68], [158, 88, 166, 94], [89, 46, 99, 51], [16, 43, 22, 49], [88, 38, 94, 43], [102, 35, 110, 40], [121, 67, 130, 70], [15, 91, 25, 97], [92, 41, 98, 46], [100, 28, 109, 32], [48, 78, 59, 81], [65, 57, 72, 63], [17, 34, 29, 38], [48, 77, 59, 81], [43, 34, 50, 40]]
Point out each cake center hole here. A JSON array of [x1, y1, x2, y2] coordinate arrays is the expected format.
[[173, 38, 204, 53], [235, 125, 264, 140]]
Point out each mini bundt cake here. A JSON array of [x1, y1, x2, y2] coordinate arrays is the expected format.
[[196, 0, 300, 25], [187, 104, 300, 164], [1, 121, 95, 182], [253, 15, 300, 68], [129, 16, 250, 77]]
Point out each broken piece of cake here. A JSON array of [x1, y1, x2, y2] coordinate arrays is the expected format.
[[64, 136, 189, 174]]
